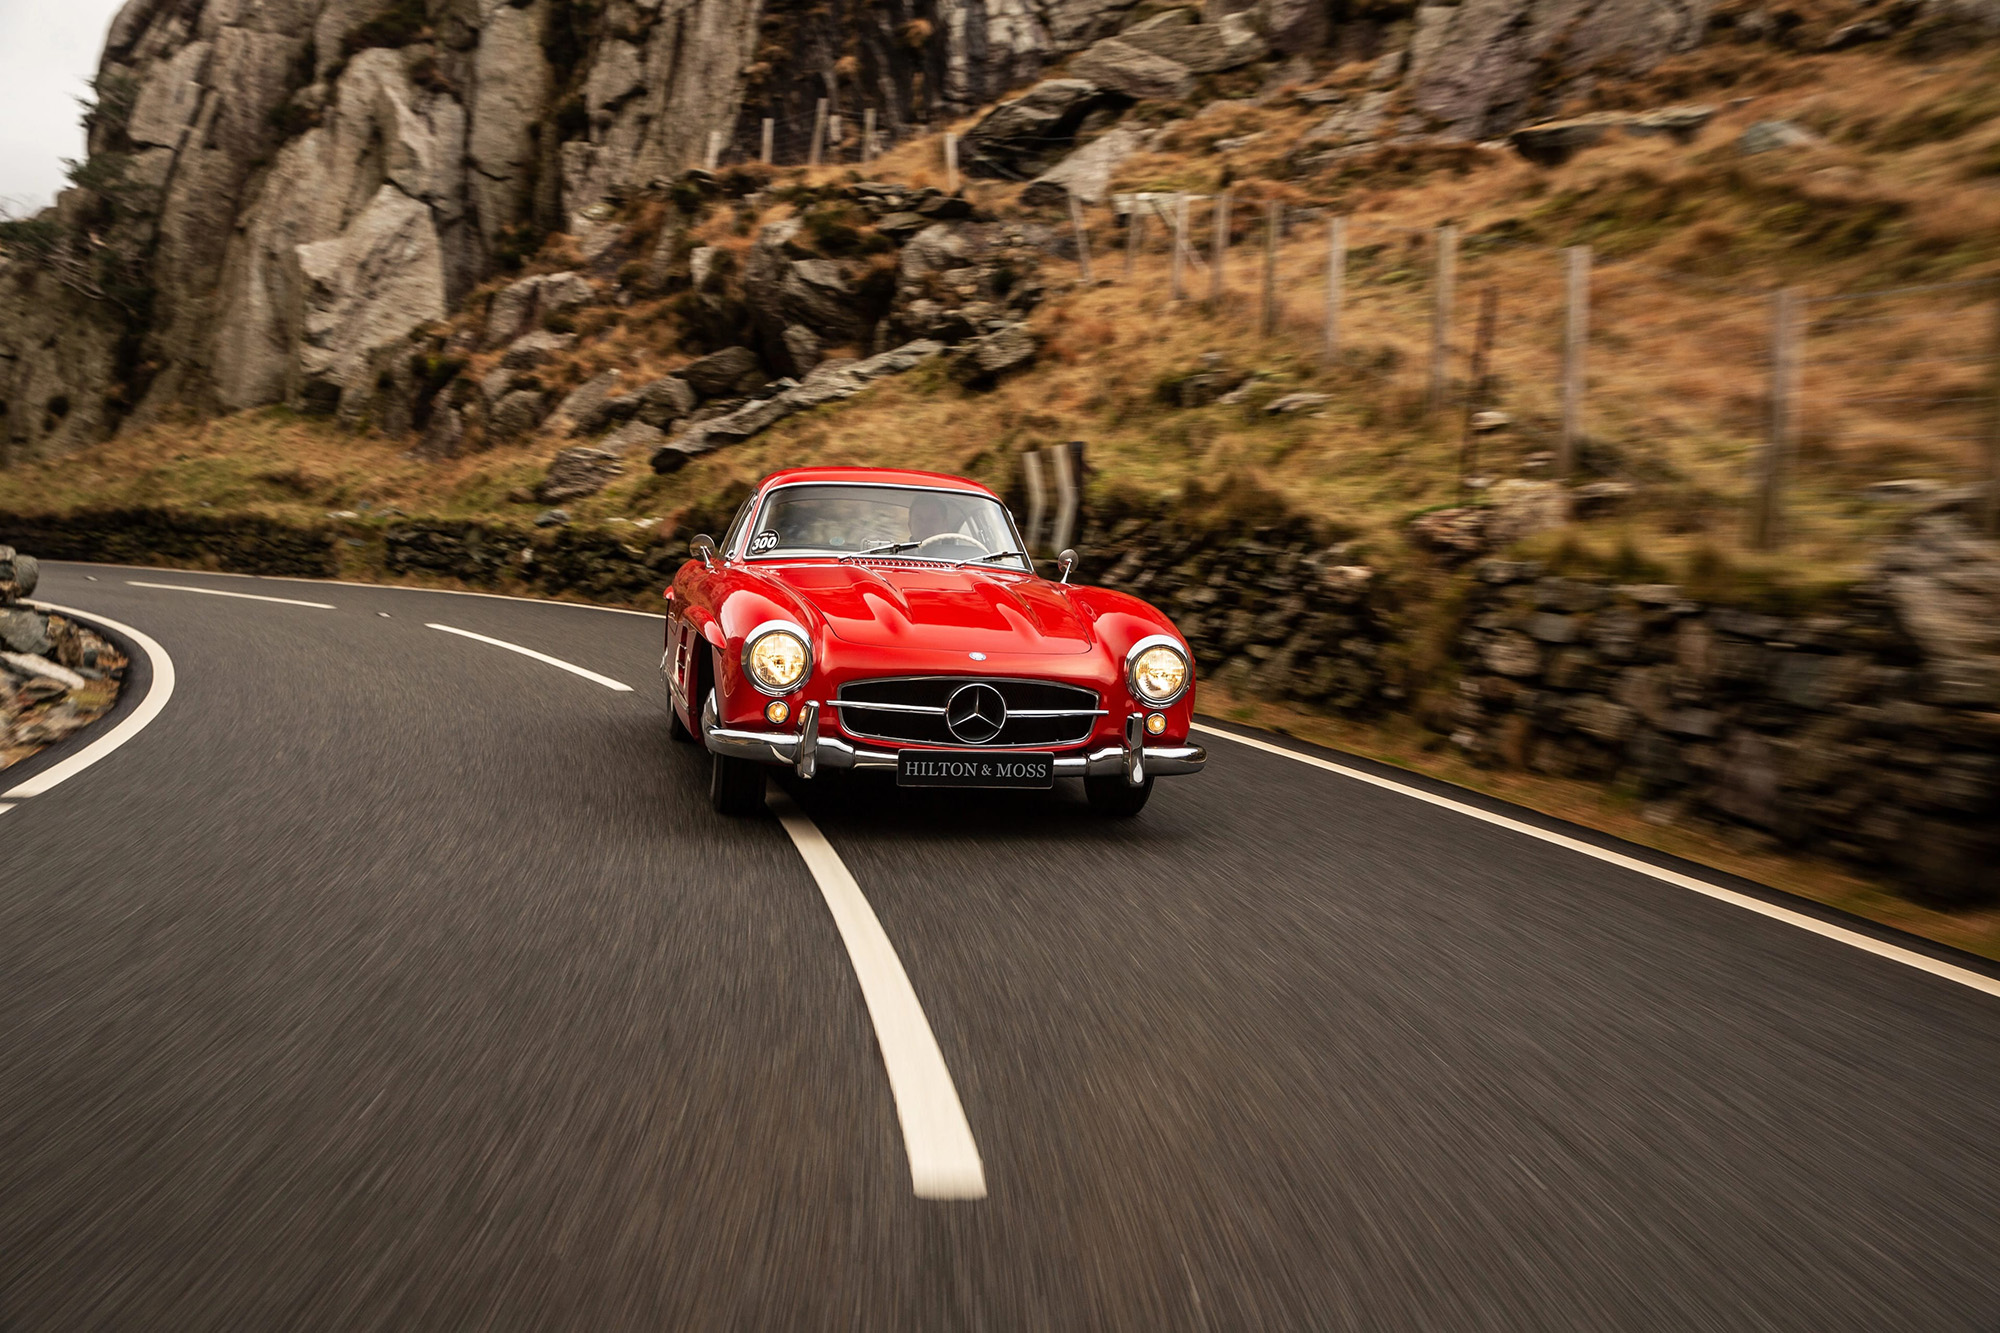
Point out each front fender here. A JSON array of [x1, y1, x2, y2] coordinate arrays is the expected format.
[[707, 574, 824, 724], [1066, 585, 1199, 740]]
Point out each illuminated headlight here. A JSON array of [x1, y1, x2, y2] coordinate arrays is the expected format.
[[1129, 642, 1190, 706], [744, 625, 811, 695]]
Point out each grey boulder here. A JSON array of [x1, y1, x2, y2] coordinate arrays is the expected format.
[[1739, 120, 1822, 154], [538, 447, 625, 502], [948, 324, 1039, 387], [1, 606, 54, 656], [552, 370, 626, 436], [1409, 0, 1715, 140], [487, 390, 549, 441], [1022, 126, 1152, 207], [676, 346, 765, 398], [1120, 14, 1270, 75], [963, 80, 1120, 178], [1068, 38, 1196, 101], [636, 375, 698, 427]]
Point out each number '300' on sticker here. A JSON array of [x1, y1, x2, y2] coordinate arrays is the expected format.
[[750, 531, 780, 554]]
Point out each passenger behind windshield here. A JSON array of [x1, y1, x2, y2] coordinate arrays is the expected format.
[[746, 485, 1029, 570]]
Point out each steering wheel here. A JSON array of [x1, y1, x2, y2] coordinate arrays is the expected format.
[[915, 532, 987, 558]]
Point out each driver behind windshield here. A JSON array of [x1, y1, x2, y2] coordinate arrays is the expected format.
[[905, 493, 971, 543]]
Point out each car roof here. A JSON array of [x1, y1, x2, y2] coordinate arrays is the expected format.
[[757, 466, 999, 498]]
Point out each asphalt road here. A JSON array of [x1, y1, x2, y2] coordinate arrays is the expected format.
[[3, 562, 1997, 1331]]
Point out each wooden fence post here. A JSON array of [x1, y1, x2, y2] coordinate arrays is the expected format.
[[944, 132, 959, 194], [761, 117, 774, 165], [1753, 286, 1802, 550], [1209, 193, 1231, 308], [1126, 199, 1143, 279], [829, 113, 842, 159], [1987, 290, 2000, 536], [863, 107, 877, 162], [705, 129, 722, 170], [1068, 192, 1093, 283], [1171, 193, 1188, 302], [1261, 201, 1281, 336], [1430, 223, 1458, 415], [1561, 245, 1590, 481], [1462, 286, 1499, 489], [809, 98, 828, 167], [1322, 215, 1346, 368]]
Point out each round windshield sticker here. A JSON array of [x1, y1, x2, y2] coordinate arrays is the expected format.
[[750, 530, 780, 554]]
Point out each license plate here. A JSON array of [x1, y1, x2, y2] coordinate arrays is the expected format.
[[897, 751, 1055, 789]]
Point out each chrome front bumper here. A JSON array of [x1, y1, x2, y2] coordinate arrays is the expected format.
[[701, 695, 1206, 786]]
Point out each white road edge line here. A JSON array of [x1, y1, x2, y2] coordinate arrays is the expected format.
[[1192, 723, 2000, 1002], [48, 560, 666, 619], [424, 623, 633, 691], [128, 581, 335, 609], [261, 576, 667, 618], [767, 784, 987, 1201], [5, 604, 177, 800]]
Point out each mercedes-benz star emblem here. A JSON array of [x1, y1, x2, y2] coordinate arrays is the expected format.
[[945, 683, 1007, 744]]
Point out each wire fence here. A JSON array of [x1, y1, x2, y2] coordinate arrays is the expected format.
[[1064, 192, 2000, 545]]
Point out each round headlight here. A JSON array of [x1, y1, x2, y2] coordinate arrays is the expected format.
[[746, 628, 810, 694], [1129, 643, 1189, 705]]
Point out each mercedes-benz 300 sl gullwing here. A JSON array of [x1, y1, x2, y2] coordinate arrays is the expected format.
[[662, 467, 1207, 816]]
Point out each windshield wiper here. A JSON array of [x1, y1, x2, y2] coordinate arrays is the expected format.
[[957, 549, 1031, 568], [840, 541, 923, 563]]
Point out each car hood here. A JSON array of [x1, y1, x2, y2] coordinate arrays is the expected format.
[[772, 562, 1096, 655]]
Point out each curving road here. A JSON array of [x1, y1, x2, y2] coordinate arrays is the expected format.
[[3, 562, 1998, 1330]]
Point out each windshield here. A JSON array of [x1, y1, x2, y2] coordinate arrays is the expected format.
[[743, 484, 1031, 571]]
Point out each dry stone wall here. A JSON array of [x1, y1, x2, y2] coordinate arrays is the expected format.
[[1442, 515, 2000, 906]]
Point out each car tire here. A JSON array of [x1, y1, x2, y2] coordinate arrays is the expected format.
[[1085, 774, 1153, 817], [710, 751, 767, 816], [669, 698, 697, 743]]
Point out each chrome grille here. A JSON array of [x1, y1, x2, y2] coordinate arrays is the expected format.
[[833, 677, 1103, 748]]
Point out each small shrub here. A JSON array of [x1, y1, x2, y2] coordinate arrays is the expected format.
[[0, 217, 63, 261]]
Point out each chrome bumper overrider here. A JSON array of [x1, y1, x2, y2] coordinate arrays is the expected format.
[[701, 693, 1206, 785]]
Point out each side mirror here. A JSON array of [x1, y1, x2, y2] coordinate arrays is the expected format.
[[691, 534, 718, 569], [1057, 548, 1078, 584]]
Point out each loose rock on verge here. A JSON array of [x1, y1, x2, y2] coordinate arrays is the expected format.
[[1, 549, 126, 769]]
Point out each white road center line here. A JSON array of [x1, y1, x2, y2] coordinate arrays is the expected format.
[[424, 623, 633, 691], [128, 581, 334, 609], [6, 604, 177, 800], [1193, 723, 2000, 1002], [767, 784, 987, 1201]]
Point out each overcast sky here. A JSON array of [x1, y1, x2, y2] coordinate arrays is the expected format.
[[0, 1, 128, 216]]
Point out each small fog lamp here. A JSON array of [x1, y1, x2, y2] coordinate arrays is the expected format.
[[1145, 712, 1167, 736], [766, 700, 791, 726]]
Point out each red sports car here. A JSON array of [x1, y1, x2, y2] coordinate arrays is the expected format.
[[663, 466, 1207, 816]]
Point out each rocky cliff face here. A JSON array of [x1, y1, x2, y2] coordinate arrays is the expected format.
[[0, 0, 1155, 457], [4, 0, 1851, 462]]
